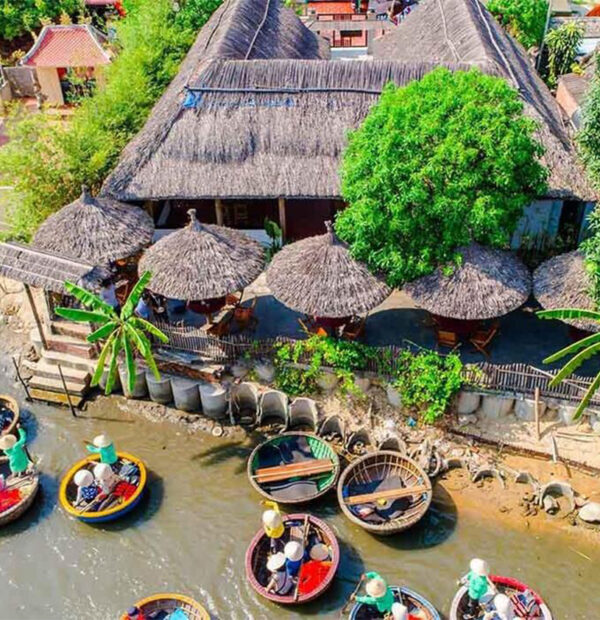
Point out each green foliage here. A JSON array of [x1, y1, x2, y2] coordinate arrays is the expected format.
[[544, 21, 584, 88], [264, 217, 282, 261], [0, 0, 83, 40], [273, 335, 382, 397], [336, 68, 548, 287], [577, 56, 600, 191], [392, 351, 464, 424], [538, 308, 600, 420], [55, 271, 168, 394], [580, 207, 600, 305], [488, 0, 548, 49], [0, 0, 222, 240]]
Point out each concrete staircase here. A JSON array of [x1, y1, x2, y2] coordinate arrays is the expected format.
[[28, 320, 97, 407]]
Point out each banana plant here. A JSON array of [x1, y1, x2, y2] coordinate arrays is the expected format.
[[55, 271, 168, 395], [538, 308, 600, 420]]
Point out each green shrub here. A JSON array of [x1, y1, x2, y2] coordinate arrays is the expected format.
[[335, 67, 547, 288], [544, 21, 584, 88], [392, 351, 464, 424], [488, 0, 548, 49], [577, 57, 600, 191], [0, 0, 84, 41]]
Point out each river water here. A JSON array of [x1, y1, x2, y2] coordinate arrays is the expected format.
[[0, 389, 598, 620]]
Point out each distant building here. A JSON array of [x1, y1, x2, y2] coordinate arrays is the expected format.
[[21, 24, 111, 106]]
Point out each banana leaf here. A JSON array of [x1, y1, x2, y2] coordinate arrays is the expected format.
[[121, 271, 152, 320], [55, 307, 111, 324], [574, 372, 600, 420], [549, 341, 600, 386], [130, 317, 169, 343], [542, 332, 600, 364], [91, 332, 117, 387], [126, 324, 160, 380], [122, 332, 136, 394], [537, 308, 600, 322], [105, 335, 123, 395], [125, 323, 150, 358], [64, 281, 116, 316], [87, 321, 118, 343]]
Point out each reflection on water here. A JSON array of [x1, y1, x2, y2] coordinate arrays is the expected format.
[[0, 393, 598, 620]]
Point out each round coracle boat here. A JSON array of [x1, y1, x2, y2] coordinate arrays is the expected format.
[[449, 575, 553, 619], [349, 585, 441, 619], [59, 452, 147, 524], [0, 394, 19, 437], [247, 432, 340, 505], [245, 512, 340, 604], [337, 450, 432, 535], [120, 593, 210, 620], [0, 457, 39, 527]]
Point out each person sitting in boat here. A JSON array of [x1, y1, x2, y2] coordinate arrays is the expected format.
[[353, 571, 395, 615], [86, 434, 118, 466], [265, 551, 294, 595], [484, 593, 514, 620], [284, 541, 305, 577], [461, 558, 493, 619], [125, 606, 146, 620], [297, 543, 332, 597], [74, 469, 98, 506], [262, 501, 284, 552], [0, 426, 29, 476], [93, 462, 119, 495]]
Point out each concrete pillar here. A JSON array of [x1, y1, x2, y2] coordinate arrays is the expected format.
[[215, 198, 224, 226]]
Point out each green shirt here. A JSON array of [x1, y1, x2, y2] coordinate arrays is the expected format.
[[356, 571, 395, 614], [86, 442, 118, 465], [467, 570, 489, 601], [3, 428, 29, 474]]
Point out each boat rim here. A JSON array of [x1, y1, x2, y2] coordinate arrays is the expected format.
[[247, 431, 340, 504], [0, 456, 39, 524], [119, 593, 209, 620], [58, 451, 147, 520], [349, 585, 441, 619], [0, 394, 20, 436]]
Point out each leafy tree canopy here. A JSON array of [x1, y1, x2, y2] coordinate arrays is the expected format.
[[335, 68, 548, 287], [577, 56, 600, 191], [544, 20, 584, 88], [0, 0, 84, 41], [0, 0, 222, 240], [488, 0, 548, 49]]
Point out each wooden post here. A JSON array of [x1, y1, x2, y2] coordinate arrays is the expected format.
[[534, 387, 541, 441], [11, 356, 31, 402], [215, 198, 224, 226], [278, 196, 287, 241], [57, 363, 77, 417], [24, 284, 48, 350]]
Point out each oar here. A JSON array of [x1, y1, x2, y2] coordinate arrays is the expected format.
[[293, 514, 311, 602], [339, 574, 365, 617]]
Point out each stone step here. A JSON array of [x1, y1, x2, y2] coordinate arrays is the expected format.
[[28, 375, 88, 396], [41, 349, 96, 373], [45, 334, 96, 359], [29, 388, 84, 408], [32, 359, 90, 384], [50, 320, 92, 340]]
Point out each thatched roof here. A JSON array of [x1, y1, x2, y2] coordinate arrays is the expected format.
[[371, 0, 593, 200], [266, 221, 391, 317], [103, 0, 593, 202], [138, 209, 265, 299], [33, 187, 154, 265], [404, 243, 531, 320], [0, 242, 108, 294], [534, 250, 600, 332]]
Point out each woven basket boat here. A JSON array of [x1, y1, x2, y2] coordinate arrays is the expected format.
[[337, 450, 432, 535], [120, 593, 209, 620], [449, 575, 553, 620], [0, 457, 39, 527], [245, 512, 340, 605], [0, 394, 19, 437], [59, 452, 147, 524], [349, 585, 441, 619], [247, 432, 340, 505]]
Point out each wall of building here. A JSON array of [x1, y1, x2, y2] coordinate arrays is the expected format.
[[36, 67, 63, 106]]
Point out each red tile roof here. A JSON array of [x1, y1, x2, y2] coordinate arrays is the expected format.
[[308, 1, 356, 14], [587, 4, 600, 15], [22, 25, 111, 68]]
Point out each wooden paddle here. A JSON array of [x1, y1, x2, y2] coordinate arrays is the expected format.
[[344, 484, 430, 506], [293, 514, 311, 602], [253, 459, 334, 484], [339, 574, 366, 617]]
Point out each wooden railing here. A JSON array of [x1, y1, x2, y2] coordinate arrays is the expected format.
[[152, 320, 600, 405]]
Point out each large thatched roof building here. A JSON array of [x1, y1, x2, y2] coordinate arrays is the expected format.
[[103, 0, 594, 242]]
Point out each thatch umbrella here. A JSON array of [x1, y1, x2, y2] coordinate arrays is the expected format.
[[34, 186, 154, 265], [265, 221, 391, 318], [404, 243, 531, 321], [138, 209, 265, 300], [534, 250, 599, 333]]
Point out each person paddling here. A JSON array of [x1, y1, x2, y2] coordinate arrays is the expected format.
[[0, 425, 30, 476], [261, 500, 284, 552], [461, 558, 495, 619], [353, 572, 396, 616], [86, 434, 118, 466]]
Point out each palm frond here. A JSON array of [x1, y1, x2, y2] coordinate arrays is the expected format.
[[91, 332, 116, 387], [64, 281, 116, 315], [126, 324, 160, 380], [537, 308, 600, 322], [87, 321, 119, 343], [574, 372, 600, 420], [130, 317, 169, 343], [122, 332, 136, 394], [121, 271, 152, 320], [55, 307, 111, 324], [542, 332, 600, 364], [549, 341, 600, 386]]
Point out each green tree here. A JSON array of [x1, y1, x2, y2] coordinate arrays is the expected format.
[[537, 308, 600, 420], [0, 0, 222, 240], [0, 0, 84, 40], [55, 271, 168, 395], [577, 56, 600, 190], [335, 68, 548, 287], [488, 0, 548, 49], [544, 20, 584, 88]]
